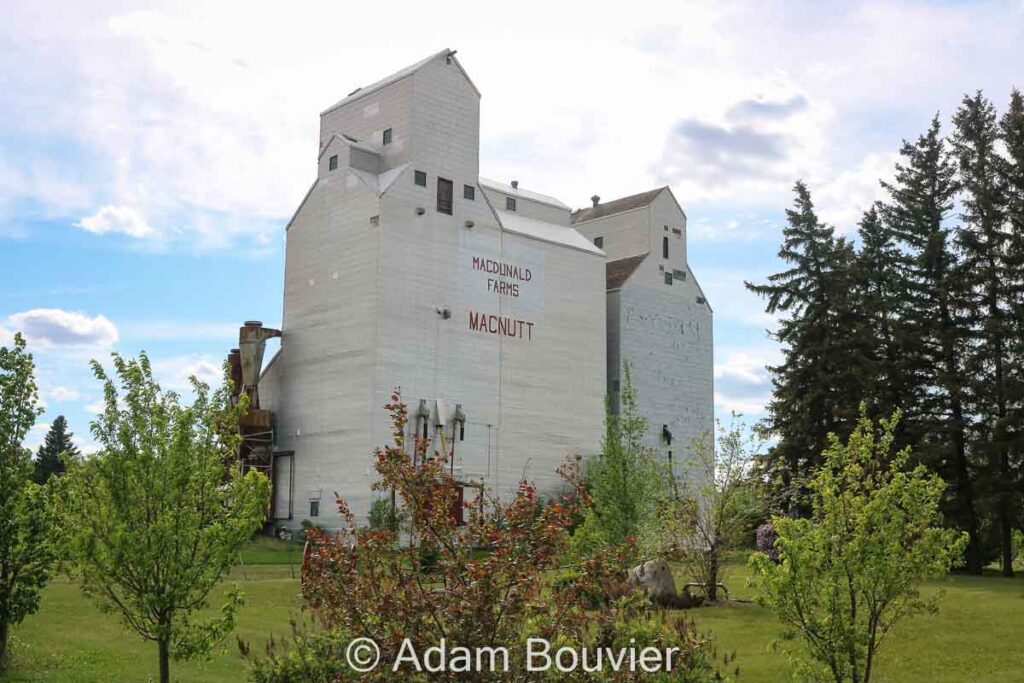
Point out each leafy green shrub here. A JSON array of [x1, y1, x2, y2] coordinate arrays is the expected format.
[[299, 519, 326, 542], [751, 409, 966, 683], [367, 497, 407, 534]]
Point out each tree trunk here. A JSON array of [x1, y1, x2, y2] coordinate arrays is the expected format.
[[951, 416, 984, 574], [940, 294, 982, 575], [1000, 509, 1015, 577], [158, 637, 170, 683], [989, 279, 1013, 578], [706, 549, 718, 602], [0, 619, 9, 669]]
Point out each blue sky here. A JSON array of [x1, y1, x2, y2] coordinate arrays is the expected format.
[[2, 0, 1023, 453]]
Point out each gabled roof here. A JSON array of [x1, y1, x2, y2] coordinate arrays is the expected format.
[[317, 133, 381, 161], [492, 209, 603, 256], [479, 178, 571, 211], [571, 187, 668, 224], [606, 253, 648, 289], [321, 48, 480, 116]]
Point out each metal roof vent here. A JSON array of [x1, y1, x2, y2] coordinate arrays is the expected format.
[[511, 180, 519, 189], [591, 195, 600, 207]]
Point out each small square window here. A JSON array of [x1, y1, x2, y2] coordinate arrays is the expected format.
[[664, 272, 673, 285], [414, 170, 427, 187], [593, 236, 604, 248], [506, 197, 516, 211], [328, 155, 338, 171], [464, 184, 475, 200], [309, 500, 320, 517], [383, 128, 393, 145]]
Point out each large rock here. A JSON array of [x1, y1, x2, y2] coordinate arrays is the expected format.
[[626, 560, 705, 609], [627, 560, 677, 602]]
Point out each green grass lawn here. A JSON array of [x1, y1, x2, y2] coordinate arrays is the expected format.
[[688, 559, 1024, 682], [2, 543, 1023, 682]]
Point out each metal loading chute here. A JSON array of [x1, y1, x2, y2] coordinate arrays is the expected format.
[[230, 321, 281, 517]]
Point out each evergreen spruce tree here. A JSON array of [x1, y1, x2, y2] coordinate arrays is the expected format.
[[951, 91, 1014, 575], [746, 182, 862, 512], [853, 204, 915, 439], [881, 116, 984, 573], [32, 415, 79, 484], [999, 88, 1024, 553]]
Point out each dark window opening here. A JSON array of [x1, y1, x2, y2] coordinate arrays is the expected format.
[[328, 155, 338, 171], [594, 236, 604, 248], [464, 184, 475, 200], [664, 272, 673, 285], [506, 197, 516, 211], [663, 235, 669, 259], [414, 170, 427, 187], [437, 177, 454, 215], [382, 128, 393, 145], [309, 500, 320, 517]]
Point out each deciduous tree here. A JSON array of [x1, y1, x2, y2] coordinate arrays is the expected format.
[[572, 364, 667, 554], [0, 334, 55, 669], [751, 409, 966, 683], [59, 352, 270, 683], [650, 415, 763, 602]]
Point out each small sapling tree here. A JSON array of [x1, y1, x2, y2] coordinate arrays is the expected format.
[[654, 415, 762, 601], [573, 364, 666, 555], [59, 352, 270, 683], [750, 408, 967, 683], [0, 334, 55, 669]]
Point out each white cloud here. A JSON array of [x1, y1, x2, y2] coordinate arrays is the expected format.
[[713, 346, 781, 418], [24, 422, 51, 453], [85, 399, 106, 415], [76, 204, 155, 238], [72, 435, 100, 456], [151, 354, 224, 393], [7, 309, 119, 348], [697, 268, 782, 329], [3, 0, 1015, 251], [47, 385, 82, 401], [813, 151, 898, 234]]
